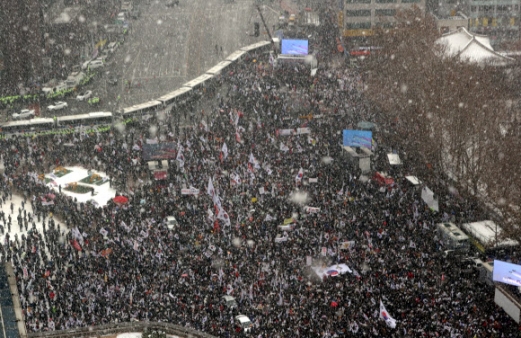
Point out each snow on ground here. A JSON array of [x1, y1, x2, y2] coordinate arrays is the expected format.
[[45, 166, 117, 207], [0, 192, 68, 246], [115, 333, 181, 338], [0, 166, 117, 247]]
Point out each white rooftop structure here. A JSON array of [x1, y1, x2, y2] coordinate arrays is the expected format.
[[436, 27, 514, 66]]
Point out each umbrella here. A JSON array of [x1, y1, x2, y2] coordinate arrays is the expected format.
[[113, 196, 129, 204], [330, 301, 339, 308]]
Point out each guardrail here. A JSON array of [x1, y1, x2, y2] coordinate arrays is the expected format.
[[27, 321, 218, 338]]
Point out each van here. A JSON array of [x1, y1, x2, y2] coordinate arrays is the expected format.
[[436, 222, 470, 251], [89, 60, 104, 70], [107, 42, 119, 54], [165, 216, 177, 229], [221, 295, 238, 309]]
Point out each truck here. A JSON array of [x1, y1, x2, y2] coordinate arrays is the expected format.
[[437, 222, 470, 252], [65, 71, 86, 89]]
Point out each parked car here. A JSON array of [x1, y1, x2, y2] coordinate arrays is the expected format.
[[130, 9, 141, 19], [107, 77, 118, 86], [166, 0, 179, 7], [235, 315, 253, 333], [76, 90, 93, 101], [12, 109, 35, 120], [47, 101, 68, 111], [89, 60, 104, 70], [165, 216, 177, 230]]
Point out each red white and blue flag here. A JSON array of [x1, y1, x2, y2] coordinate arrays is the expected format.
[[379, 300, 397, 328]]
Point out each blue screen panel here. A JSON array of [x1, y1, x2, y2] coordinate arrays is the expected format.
[[343, 130, 372, 149], [281, 40, 309, 55]]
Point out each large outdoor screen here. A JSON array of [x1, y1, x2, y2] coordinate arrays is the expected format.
[[142, 142, 177, 161], [281, 39, 309, 55], [493, 260, 521, 286], [342, 130, 372, 149]]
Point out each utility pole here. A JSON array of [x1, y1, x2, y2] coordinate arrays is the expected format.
[[255, 5, 278, 57]]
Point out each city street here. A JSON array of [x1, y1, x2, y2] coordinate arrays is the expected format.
[[91, 0, 286, 112]]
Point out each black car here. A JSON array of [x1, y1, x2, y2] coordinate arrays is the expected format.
[[130, 10, 141, 19], [107, 77, 118, 85], [166, 0, 179, 7]]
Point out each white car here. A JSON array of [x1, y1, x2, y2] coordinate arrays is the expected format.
[[89, 60, 104, 70], [12, 109, 35, 120], [47, 101, 68, 111], [235, 315, 253, 333], [76, 90, 93, 101], [165, 216, 177, 230]]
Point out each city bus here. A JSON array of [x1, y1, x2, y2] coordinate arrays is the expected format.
[[121, 100, 162, 122], [0, 118, 55, 137], [57, 112, 114, 128]]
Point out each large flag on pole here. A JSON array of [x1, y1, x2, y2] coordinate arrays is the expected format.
[[295, 168, 304, 183], [221, 142, 229, 160], [207, 177, 215, 197], [176, 144, 185, 168], [379, 300, 397, 329], [217, 206, 231, 226]]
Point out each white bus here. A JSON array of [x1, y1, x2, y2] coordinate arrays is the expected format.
[[1, 118, 55, 136], [57, 112, 114, 128], [157, 87, 193, 106], [121, 100, 162, 120]]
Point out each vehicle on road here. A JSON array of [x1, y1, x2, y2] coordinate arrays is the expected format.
[[89, 60, 104, 70], [12, 109, 35, 120], [130, 9, 141, 19], [76, 90, 93, 101], [107, 77, 118, 86], [47, 101, 68, 111], [65, 71, 86, 88], [107, 42, 119, 54], [166, 0, 179, 7], [57, 112, 113, 128]]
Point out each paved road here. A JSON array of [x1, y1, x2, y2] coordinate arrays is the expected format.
[[87, 0, 285, 112]]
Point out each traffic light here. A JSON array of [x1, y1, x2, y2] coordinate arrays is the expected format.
[[254, 23, 260, 37]]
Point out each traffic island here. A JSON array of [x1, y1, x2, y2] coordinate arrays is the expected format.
[[80, 173, 108, 186], [53, 166, 72, 177], [64, 182, 93, 194]]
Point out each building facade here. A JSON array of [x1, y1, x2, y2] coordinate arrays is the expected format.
[[467, 0, 520, 43], [341, 0, 426, 41]]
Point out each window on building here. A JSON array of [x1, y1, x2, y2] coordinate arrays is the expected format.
[[347, 0, 372, 4], [346, 22, 372, 29], [346, 10, 372, 17], [375, 9, 396, 16], [401, 0, 421, 3], [376, 0, 397, 3], [376, 22, 395, 28]]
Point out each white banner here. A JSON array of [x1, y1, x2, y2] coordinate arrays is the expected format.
[[277, 128, 311, 136], [181, 187, 200, 195], [304, 206, 320, 214]]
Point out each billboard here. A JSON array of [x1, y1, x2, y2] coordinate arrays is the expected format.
[[342, 130, 372, 149], [142, 142, 177, 161], [493, 260, 521, 286], [281, 39, 309, 55]]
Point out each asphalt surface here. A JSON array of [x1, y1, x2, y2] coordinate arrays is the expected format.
[[80, 0, 288, 113], [7, 0, 303, 121]]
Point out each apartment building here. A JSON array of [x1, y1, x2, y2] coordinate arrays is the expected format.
[[341, 0, 426, 39]]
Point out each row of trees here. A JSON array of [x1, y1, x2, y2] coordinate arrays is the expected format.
[[361, 7, 521, 244]]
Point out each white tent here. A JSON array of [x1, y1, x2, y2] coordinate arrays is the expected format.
[[436, 27, 513, 66]]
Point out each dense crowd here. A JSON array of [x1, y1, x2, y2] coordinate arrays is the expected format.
[[0, 13, 518, 338]]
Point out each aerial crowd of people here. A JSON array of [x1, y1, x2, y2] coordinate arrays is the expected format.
[[0, 12, 518, 338]]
